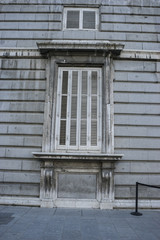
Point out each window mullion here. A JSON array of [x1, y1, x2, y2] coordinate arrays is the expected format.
[[79, 9, 83, 29]]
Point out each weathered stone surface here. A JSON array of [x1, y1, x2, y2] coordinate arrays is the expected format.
[[0, 0, 159, 207], [0, 59, 46, 70], [0, 101, 44, 113], [114, 92, 160, 103], [58, 173, 97, 199], [0, 70, 45, 79], [115, 185, 160, 199], [115, 60, 156, 72], [115, 173, 160, 185], [115, 72, 159, 82], [115, 125, 160, 138], [115, 115, 160, 126], [114, 103, 160, 115], [114, 82, 160, 93], [115, 149, 160, 161], [3, 171, 40, 183], [5, 147, 41, 158], [0, 183, 40, 196], [115, 137, 160, 149], [0, 113, 44, 123]]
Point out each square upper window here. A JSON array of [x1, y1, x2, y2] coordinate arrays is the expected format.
[[63, 8, 99, 30]]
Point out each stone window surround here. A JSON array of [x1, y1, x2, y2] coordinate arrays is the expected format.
[[36, 40, 124, 154], [38, 40, 123, 154], [33, 40, 124, 209]]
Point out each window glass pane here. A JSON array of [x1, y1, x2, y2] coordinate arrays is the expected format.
[[71, 96, 77, 118], [91, 121, 97, 146], [72, 71, 78, 94], [61, 96, 67, 119], [81, 96, 87, 119], [70, 120, 77, 146], [67, 11, 79, 28], [91, 71, 97, 94], [83, 11, 96, 29], [91, 96, 97, 119], [60, 120, 66, 145], [80, 120, 87, 146], [82, 71, 88, 94], [62, 71, 68, 94]]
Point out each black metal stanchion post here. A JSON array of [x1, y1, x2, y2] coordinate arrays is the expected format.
[[131, 182, 142, 216]]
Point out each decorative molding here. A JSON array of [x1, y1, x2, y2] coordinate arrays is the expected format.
[[117, 50, 160, 60], [0, 48, 41, 58], [0, 48, 159, 60]]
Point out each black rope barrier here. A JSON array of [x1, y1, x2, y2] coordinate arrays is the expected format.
[[131, 182, 160, 216]]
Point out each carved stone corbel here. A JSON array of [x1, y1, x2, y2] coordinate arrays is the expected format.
[[101, 168, 114, 201], [40, 161, 54, 200]]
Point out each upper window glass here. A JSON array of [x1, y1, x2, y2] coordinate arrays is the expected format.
[[63, 8, 99, 30]]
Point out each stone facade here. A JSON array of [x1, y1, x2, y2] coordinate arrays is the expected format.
[[0, 0, 160, 209]]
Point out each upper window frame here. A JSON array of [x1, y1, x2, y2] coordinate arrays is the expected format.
[[63, 7, 99, 30]]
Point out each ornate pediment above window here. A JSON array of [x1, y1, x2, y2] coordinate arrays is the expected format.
[[37, 40, 124, 56]]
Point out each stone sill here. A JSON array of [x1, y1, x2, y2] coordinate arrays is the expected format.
[[32, 152, 123, 162]]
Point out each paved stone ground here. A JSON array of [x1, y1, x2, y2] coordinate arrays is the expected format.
[[0, 205, 160, 240]]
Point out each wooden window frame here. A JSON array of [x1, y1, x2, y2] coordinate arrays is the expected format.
[[55, 67, 102, 152], [63, 7, 99, 30]]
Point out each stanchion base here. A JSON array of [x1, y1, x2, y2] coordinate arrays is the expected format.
[[130, 212, 143, 216]]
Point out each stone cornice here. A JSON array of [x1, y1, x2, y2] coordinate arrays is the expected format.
[[0, 48, 41, 58], [37, 40, 124, 55], [32, 152, 123, 162], [119, 50, 160, 60], [0, 47, 159, 60]]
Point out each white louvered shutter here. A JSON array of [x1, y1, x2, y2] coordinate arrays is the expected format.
[[80, 71, 88, 146], [91, 71, 98, 146], [70, 71, 78, 146], [56, 68, 102, 151], [59, 71, 68, 146]]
